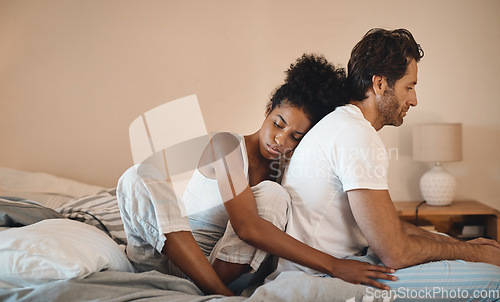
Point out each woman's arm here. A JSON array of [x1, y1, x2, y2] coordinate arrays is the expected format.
[[161, 231, 233, 296], [207, 134, 395, 290], [222, 186, 395, 290]]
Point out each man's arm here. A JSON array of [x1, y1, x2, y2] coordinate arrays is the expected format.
[[401, 218, 500, 248], [347, 189, 500, 269], [400, 220, 459, 243]]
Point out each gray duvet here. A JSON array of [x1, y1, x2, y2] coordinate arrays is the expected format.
[[0, 197, 389, 302]]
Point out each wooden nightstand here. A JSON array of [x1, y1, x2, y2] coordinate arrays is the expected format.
[[393, 200, 500, 241]]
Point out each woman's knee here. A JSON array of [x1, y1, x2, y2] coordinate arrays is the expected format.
[[251, 181, 290, 230], [118, 164, 164, 189]]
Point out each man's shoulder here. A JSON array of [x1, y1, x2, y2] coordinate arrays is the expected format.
[[318, 109, 377, 142], [293, 105, 382, 161], [315, 105, 371, 130]]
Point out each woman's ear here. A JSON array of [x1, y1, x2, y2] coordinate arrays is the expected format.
[[371, 75, 388, 96]]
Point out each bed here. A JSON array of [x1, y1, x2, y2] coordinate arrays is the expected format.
[[0, 166, 390, 302]]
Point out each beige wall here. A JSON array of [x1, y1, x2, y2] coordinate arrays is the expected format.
[[1, 0, 499, 209]]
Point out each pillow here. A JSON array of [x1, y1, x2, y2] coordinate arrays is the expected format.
[[0, 219, 133, 288]]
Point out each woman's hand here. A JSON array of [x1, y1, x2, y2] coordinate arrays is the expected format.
[[331, 259, 397, 290]]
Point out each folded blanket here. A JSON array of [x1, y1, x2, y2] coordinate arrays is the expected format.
[[57, 193, 127, 245], [0, 197, 64, 227]]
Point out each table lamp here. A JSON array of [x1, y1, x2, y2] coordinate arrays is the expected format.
[[412, 123, 463, 206]]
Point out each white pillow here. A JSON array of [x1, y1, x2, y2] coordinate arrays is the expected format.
[[0, 219, 133, 288]]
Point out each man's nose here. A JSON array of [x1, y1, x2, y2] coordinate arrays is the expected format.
[[409, 91, 417, 107]]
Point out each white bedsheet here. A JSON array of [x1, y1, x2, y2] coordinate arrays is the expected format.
[[0, 167, 105, 197], [0, 167, 106, 208]]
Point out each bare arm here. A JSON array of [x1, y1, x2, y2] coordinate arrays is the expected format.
[[347, 189, 500, 269], [400, 217, 500, 247], [223, 186, 395, 289], [205, 134, 395, 289], [401, 219, 500, 251], [162, 231, 233, 296], [400, 219, 460, 243]]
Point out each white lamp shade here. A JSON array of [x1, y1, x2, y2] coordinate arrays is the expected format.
[[413, 123, 462, 163]]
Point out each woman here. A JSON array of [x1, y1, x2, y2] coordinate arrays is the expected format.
[[117, 54, 395, 296]]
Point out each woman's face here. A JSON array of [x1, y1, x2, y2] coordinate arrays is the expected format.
[[259, 104, 311, 160]]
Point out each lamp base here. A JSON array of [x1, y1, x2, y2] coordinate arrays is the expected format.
[[420, 164, 457, 206]]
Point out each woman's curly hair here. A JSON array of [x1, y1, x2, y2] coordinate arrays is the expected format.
[[266, 53, 347, 125]]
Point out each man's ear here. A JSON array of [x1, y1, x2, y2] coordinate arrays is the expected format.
[[371, 75, 388, 96]]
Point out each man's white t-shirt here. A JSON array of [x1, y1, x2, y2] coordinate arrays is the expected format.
[[276, 104, 389, 275]]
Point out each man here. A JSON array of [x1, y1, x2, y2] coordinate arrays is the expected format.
[[276, 28, 500, 295]]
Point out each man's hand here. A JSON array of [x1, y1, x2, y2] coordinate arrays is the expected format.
[[468, 237, 500, 265], [472, 244, 500, 267], [468, 237, 500, 250], [331, 259, 397, 290]]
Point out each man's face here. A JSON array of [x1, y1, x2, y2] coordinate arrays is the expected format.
[[378, 60, 418, 127]]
